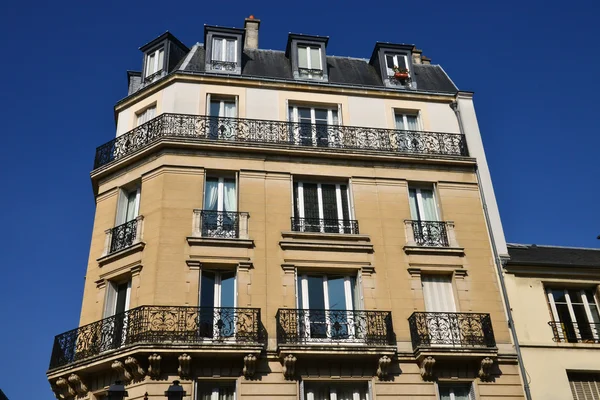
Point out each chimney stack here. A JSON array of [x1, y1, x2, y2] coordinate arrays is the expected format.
[[244, 15, 260, 50]]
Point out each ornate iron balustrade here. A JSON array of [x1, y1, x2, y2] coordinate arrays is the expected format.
[[276, 309, 395, 346], [410, 220, 450, 247], [291, 217, 359, 234], [298, 68, 324, 78], [143, 70, 163, 83], [197, 210, 240, 238], [94, 114, 469, 169], [210, 60, 237, 71], [409, 312, 496, 349], [108, 218, 140, 254], [549, 321, 600, 343], [49, 305, 261, 369]]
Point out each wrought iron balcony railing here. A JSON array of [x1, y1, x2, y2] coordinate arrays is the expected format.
[[408, 220, 450, 247], [191, 210, 248, 239], [291, 217, 359, 234], [49, 305, 261, 369], [549, 321, 600, 343], [276, 308, 395, 346], [210, 60, 237, 71], [103, 216, 144, 256], [94, 114, 469, 169], [408, 312, 496, 349]]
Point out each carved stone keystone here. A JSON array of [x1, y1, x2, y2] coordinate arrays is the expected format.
[[479, 357, 494, 380], [125, 356, 146, 380], [178, 353, 192, 379], [148, 353, 162, 379], [67, 374, 88, 395], [419, 356, 436, 379], [243, 353, 257, 378], [377, 355, 392, 380], [112, 360, 133, 383], [282, 354, 297, 379]]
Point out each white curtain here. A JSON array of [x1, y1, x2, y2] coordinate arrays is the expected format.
[[224, 102, 236, 118], [408, 189, 419, 220], [395, 114, 406, 130], [310, 47, 321, 69], [422, 275, 456, 312], [298, 47, 308, 68], [156, 49, 164, 71], [212, 38, 223, 61], [420, 189, 437, 221], [204, 180, 219, 210], [406, 115, 418, 131], [223, 181, 237, 211], [125, 191, 137, 221], [225, 39, 236, 62]]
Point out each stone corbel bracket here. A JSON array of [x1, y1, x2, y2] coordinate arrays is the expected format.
[[67, 374, 89, 396], [54, 377, 76, 399], [377, 355, 392, 380], [148, 353, 162, 379], [125, 356, 146, 380], [112, 360, 133, 383], [282, 354, 297, 380], [478, 357, 494, 381], [243, 353, 257, 379], [178, 353, 192, 379], [419, 356, 436, 380]]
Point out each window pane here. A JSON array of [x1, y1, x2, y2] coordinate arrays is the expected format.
[[310, 47, 321, 69], [225, 39, 236, 62], [224, 101, 236, 118], [420, 189, 437, 221], [210, 100, 222, 117], [302, 183, 320, 221], [157, 49, 164, 71], [314, 109, 328, 123], [222, 180, 236, 212], [307, 276, 325, 309], [569, 289, 584, 304], [220, 272, 235, 308], [551, 289, 566, 303], [327, 276, 347, 310], [439, 385, 471, 400], [212, 38, 223, 61], [408, 188, 419, 220], [298, 107, 312, 122], [200, 271, 216, 308], [146, 53, 155, 75], [396, 55, 407, 69], [204, 179, 219, 210], [386, 54, 395, 69], [406, 115, 418, 130], [395, 114, 406, 130], [298, 47, 309, 68]]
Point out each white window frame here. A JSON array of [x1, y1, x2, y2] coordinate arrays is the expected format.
[[546, 287, 600, 341], [298, 45, 323, 77], [289, 105, 340, 147], [295, 182, 352, 233], [198, 269, 238, 340], [145, 48, 164, 77], [116, 186, 141, 225], [437, 383, 476, 400], [394, 112, 421, 131], [136, 106, 156, 126], [409, 186, 440, 222], [204, 177, 237, 212], [195, 380, 237, 400], [209, 99, 237, 118], [101, 279, 132, 350], [302, 381, 371, 400], [386, 53, 410, 77], [212, 37, 237, 62]]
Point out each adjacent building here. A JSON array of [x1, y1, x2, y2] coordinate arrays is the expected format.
[[505, 244, 600, 400], [47, 17, 526, 400]]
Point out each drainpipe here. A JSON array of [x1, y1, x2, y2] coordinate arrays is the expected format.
[[451, 101, 532, 400]]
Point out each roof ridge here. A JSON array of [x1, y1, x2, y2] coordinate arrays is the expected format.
[[508, 243, 600, 251]]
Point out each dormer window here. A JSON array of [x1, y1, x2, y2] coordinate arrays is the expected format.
[[385, 53, 410, 79], [145, 48, 164, 80], [286, 33, 329, 82], [211, 37, 237, 71], [297, 45, 322, 79], [204, 26, 244, 75], [370, 43, 416, 89]]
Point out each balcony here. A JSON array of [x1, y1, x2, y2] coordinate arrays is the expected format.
[[93, 114, 469, 169], [49, 305, 262, 370], [549, 321, 600, 343], [192, 210, 249, 239], [276, 309, 395, 350], [291, 217, 359, 234], [99, 217, 145, 264], [403, 220, 463, 256]]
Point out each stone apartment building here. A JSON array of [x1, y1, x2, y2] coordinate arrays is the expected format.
[[47, 16, 527, 400]]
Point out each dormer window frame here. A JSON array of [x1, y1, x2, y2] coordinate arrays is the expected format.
[[286, 34, 329, 82], [204, 26, 245, 75], [143, 46, 165, 81], [370, 43, 416, 89], [138, 32, 189, 87]]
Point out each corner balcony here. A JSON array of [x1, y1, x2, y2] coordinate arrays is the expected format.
[[186, 210, 254, 254], [408, 312, 497, 380], [49, 305, 263, 373], [93, 114, 469, 170]]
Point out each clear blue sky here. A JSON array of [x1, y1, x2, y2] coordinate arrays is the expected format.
[[0, 0, 598, 398]]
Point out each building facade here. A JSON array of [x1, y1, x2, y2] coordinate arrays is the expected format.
[[47, 17, 526, 400], [505, 244, 600, 400]]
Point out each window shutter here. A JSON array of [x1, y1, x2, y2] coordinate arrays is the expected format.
[[568, 373, 600, 400]]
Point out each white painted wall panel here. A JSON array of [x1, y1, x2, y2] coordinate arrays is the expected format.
[[347, 97, 387, 128], [246, 88, 279, 121]]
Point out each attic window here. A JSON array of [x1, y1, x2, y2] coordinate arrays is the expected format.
[[298, 45, 323, 79], [385, 53, 411, 83], [211, 37, 237, 71], [204, 26, 244, 75], [145, 48, 164, 80]]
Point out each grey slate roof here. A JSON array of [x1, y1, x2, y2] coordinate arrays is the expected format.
[[179, 46, 458, 93], [507, 243, 600, 268]]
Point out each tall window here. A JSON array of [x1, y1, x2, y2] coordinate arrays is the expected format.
[[385, 53, 409, 78], [568, 372, 600, 400], [136, 106, 156, 126], [145, 48, 164, 77], [212, 37, 237, 62], [395, 113, 419, 131], [438, 384, 476, 400], [116, 186, 140, 226], [297, 274, 358, 340], [547, 288, 600, 342], [203, 177, 237, 237], [408, 187, 438, 222], [303, 382, 370, 400], [209, 98, 237, 139], [298, 45, 323, 78], [288, 105, 339, 147], [293, 182, 352, 233], [199, 270, 236, 339], [102, 279, 132, 350], [422, 275, 456, 313], [197, 381, 236, 400]]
